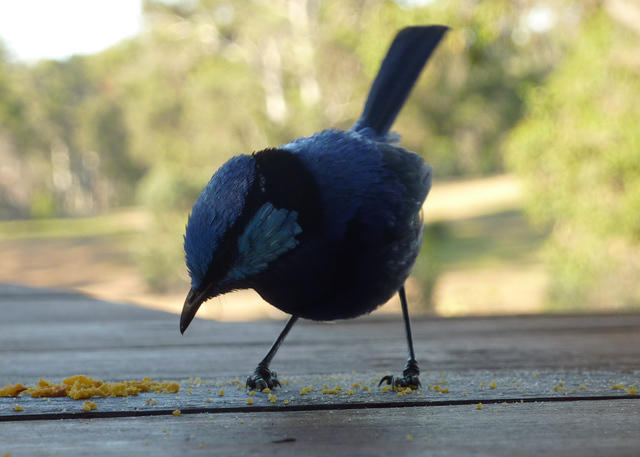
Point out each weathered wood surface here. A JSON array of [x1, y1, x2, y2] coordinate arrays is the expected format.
[[2, 401, 639, 457], [1, 283, 639, 456]]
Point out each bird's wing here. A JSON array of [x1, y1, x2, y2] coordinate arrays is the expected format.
[[226, 202, 303, 282]]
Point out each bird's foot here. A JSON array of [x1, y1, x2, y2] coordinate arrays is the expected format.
[[379, 359, 421, 390], [246, 364, 281, 390]]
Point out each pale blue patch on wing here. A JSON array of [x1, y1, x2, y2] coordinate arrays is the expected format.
[[226, 202, 302, 281]]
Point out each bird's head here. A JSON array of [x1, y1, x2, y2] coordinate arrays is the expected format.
[[180, 149, 320, 334]]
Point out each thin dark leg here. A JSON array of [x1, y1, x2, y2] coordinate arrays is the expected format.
[[379, 285, 421, 388], [399, 286, 416, 363], [247, 315, 298, 390], [399, 286, 420, 382]]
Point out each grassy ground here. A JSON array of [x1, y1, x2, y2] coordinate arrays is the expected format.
[[0, 174, 550, 319]]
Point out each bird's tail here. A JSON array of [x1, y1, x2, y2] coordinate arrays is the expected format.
[[352, 25, 448, 139]]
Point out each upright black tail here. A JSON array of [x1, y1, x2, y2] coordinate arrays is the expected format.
[[352, 25, 448, 138]]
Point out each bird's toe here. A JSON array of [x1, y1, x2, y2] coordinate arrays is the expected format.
[[379, 359, 421, 389], [246, 365, 281, 390]]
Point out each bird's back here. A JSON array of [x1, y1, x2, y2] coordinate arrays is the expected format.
[[249, 129, 430, 320]]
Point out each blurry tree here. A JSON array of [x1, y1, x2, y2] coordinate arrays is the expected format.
[[506, 3, 640, 310]]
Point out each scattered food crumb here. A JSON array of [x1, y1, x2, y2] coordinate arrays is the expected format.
[[480, 382, 486, 387], [406, 434, 414, 442], [462, 392, 468, 396], [13, 405, 23, 412], [262, 388, 271, 393], [268, 393, 277, 404], [218, 389, 224, 397], [611, 384, 625, 391], [579, 385, 587, 390], [299, 386, 313, 395], [0, 383, 26, 397], [489, 381, 497, 389], [82, 401, 98, 412], [206, 397, 212, 403], [381, 385, 389, 393], [3, 452, 12, 457], [283, 400, 290, 405], [172, 409, 181, 416], [246, 397, 254, 405], [476, 403, 483, 410]]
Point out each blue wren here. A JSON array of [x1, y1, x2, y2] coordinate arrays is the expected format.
[[181, 25, 448, 390]]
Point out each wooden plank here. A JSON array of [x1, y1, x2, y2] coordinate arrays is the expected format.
[[1, 370, 638, 420], [1, 284, 639, 418], [2, 400, 639, 457], [2, 284, 640, 388]]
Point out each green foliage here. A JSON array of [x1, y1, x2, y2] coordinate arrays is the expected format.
[[506, 8, 640, 309]]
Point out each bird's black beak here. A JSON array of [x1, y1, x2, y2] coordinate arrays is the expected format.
[[180, 288, 205, 334]]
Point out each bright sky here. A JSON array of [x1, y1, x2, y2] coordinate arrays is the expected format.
[[0, 0, 142, 62]]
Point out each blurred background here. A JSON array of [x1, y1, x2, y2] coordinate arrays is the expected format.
[[0, 0, 638, 320]]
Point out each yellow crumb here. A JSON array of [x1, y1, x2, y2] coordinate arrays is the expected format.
[[13, 405, 24, 412], [351, 383, 361, 389], [489, 381, 497, 389], [206, 398, 212, 403], [18, 375, 179, 400], [345, 390, 354, 395], [299, 386, 314, 395], [381, 385, 389, 393], [0, 383, 26, 397], [362, 385, 371, 392], [322, 386, 341, 395], [476, 403, 483, 410], [268, 394, 277, 404], [579, 385, 587, 390], [625, 387, 638, 395], [406, 434, 414, 442], [262, 388, 271, 393], [172, 409, 181, 416], [480, 382, 486, 387], [462, 392, 468, 396], [82, 401, 98, 412], [218, 390, 225, 397], [4, 452, 12, 457], [284, 399, 290, 405], [246, 397, 254, 405], [611, 384, 625, 391]]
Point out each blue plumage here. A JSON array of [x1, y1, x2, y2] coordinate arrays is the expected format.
[[227, 203, 302, 281], [181, 25, 449, 390], [184, 154, 255, 289]]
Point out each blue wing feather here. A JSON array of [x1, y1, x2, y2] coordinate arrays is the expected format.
[[226, 202, 302, 281]]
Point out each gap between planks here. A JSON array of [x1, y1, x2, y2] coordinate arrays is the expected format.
[[2, 394, 638, 423]]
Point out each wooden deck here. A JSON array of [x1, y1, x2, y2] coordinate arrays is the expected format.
[[1, 283, 639, 456]]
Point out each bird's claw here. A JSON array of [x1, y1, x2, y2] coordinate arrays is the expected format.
[[379, 359, 421, 389], [246, 364, 281, 390]]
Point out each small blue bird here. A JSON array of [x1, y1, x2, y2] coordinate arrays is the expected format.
[[181, 25, 448, 390]]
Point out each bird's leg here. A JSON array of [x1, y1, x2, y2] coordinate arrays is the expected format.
[[246, 315, 298, 390], [379, 286, 421, 389]]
